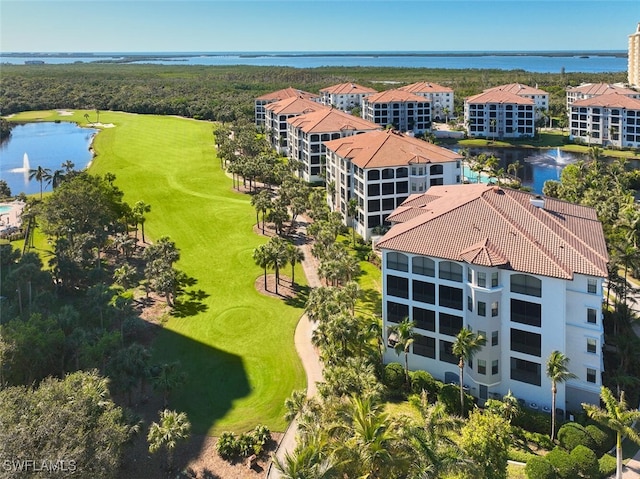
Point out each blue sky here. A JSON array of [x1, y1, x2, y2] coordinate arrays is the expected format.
[[1, 0, 637, 53]]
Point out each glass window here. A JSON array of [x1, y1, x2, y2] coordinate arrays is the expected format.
[[492, 360, 499, 375], [587, 368, 597, 383], [477, 272, 486, 288], [468, 268, 473, 283], [467, 296, 473, 312], [491, 301, 499, 317], [587, 308, 597, 324], [439, 340, 457, 364], [511, 299, 542, 327], [387, 252, 409, 272], [439, 285, 463, 310], [478, 330, 487, 343], [413, 280, 436, 304], [412, 257, 435, 276], [439, 313, 463, 336], [511, 274, 542, 297], [492, 272, 499, 287], [413, 307, 436, 332], [510, 329, 542, 357], [439, 261, 463, 282], [382, 168, 394, 179], [430, 164, 443, 175], [492, 330, 499, 346], [478, 301, 486, 317], [477, 359, 486, 375], [587, 338, 597, 353], [510, 357, 541, 386], [414, 334, 436, 359], [387, 301, 408, 324], [387, 275, 409, 299], [368, 183, 380, 196], [587, 278, 597, 294], [368, 170, 380, 181]]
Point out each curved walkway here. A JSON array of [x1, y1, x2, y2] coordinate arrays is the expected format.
[[266, 217, 324, 479]]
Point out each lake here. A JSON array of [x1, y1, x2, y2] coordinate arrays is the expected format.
[[0, 51, 628, 73], [0, 122, 97, 197]]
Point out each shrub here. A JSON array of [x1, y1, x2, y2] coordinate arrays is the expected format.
[[570, 445, 599, 479], [383, 362, 406, 392], [557, 423, 596, 452], [216, 431, 238, 459], [525, 456, 557, 479], [236, 433, 254, 457], [437, 383, 474, 416], [410, 370, 439, 398], [512, 408, 552, 435], [585, 424, 614, 457], [546, 447, 577, 479], [251, 424, 271, 455], [508, 447, 537, 463], [522, 430, 554, 451], [598, 454, 616, 479]]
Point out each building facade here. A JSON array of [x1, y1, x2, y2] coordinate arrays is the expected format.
[[484, 83, 549, 121], [569, 93, 640, 148], [464, 90, 536, 139], [324, 129, 462, 240], [566, 83, 640, 110], [377, 184, 608, 413], [319, 82, 377, 111], [362, 89, 432, 134], [287, 108, 380, 183], [629, 23, 640, 88], [398, 82, 455, 122], [255, 87, 318, 126], [264, 96, 328, 154]]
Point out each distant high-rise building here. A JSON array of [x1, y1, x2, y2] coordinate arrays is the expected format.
[[629, 23, 640, 88]]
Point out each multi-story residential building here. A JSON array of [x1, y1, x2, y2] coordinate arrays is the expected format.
[[377, 184, 608, 412], [398, 81, 455, 122], [361, 89, 432, 134], [566, 83, 640, 110], [464, 90, 536, 139], [264, 96, 328, 154], [484, 83, 549, 121], [287, 108, 380, 183], [569, 92, 640, 148], [319, 82, 377, 111], [254, 87, 318, 127], [629, 23, 640, 88], [324, 129, 462, 240]]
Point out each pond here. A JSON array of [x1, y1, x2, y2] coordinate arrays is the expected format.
[[0, 122, 98, 197], [447, 145, 589, 194]]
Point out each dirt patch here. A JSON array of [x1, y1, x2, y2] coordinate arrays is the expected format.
[[255, 274, 297, 300]]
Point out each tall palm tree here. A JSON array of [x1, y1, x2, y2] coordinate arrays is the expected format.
[[251, 189, 272, 234], [583, 387, 640, 479], [286, 243, 305, 286], [253, 244, 270, 291], [147, 409, 191, 471], [452, 327, 486, 416], [29, 165, 51, 199], [267, 236, 289, 294], [390, 317, 415, 388], [151, 361, 187, 408], [132, 200, 152, 243], [545, 350, 576, 441], [347, 197, 358, 247]]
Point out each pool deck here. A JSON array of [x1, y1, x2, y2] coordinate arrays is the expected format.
[[0, 200, 25, 232]]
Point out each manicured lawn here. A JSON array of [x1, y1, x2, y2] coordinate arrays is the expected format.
[[10, 110, 306, 435]]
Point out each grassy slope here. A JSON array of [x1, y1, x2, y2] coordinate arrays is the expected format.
[[16, 110, 306, 435]]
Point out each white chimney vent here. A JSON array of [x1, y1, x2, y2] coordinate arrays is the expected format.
[[530, 195, 545, 208]]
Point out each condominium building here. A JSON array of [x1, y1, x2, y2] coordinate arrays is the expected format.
[[362, 89, 432, 134], [319, 82, 377, 111], [629, 23, 640, 88], [324, 129, 462, 239], [398, 82, 455, 122], [484, 83, 549, 120], [254, 87, 318, 126], [464, 90, 536, 139], [569, 93, 640, 148], [378, 184, 608, 412], [566, 83, 640, 110], [264, 96, 328, 154], [287, 108, 380, 183]]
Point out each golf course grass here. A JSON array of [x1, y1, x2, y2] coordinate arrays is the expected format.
[[10, 110, 307, 435]]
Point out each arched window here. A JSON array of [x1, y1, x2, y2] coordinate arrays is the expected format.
[[387, 252, 409, 272], [439, 261, 463, 282], [412, 256, 435, 277], [430, 164, 443, 175], [510, 274, 541, 297]]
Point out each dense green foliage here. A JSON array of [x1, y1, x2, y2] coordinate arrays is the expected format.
[[557, 422, 596, 452], [525, 456, 557, 479]]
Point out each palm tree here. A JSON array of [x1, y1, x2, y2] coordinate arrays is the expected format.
[[151, 361, 187, 408], [545, 350, 576, 441], [286, 243, 305, 286], [583, 387, 640, 479], [148, 409, 191, 471], [390, 317, 415, 388], [132, 200, 151, 243], [253, 244, 270, 291], [347, 197, 358, 247], [452, 327, 486, 416], [251, 189, 272, 234], [267, 236, 289, 294], [29, 165, 51, 199]]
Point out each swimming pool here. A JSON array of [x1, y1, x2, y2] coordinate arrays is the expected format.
[[0, 205, 12, 214]]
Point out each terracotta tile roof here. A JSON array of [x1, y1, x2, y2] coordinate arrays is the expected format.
[[466, 90, 535, 105], [324, 129, 462, 169], [485, 83, 548, 96], [256, 87, 318, 101], [365, 89, 428, 103], [566, 83, 638, 96], [320, 82, 377, 95], [287, 108, 380, 134], [265, 96, 328, 115], [571, 92, 640, 109], [377, 184, 608, 280], [399, 81, 453, 94]]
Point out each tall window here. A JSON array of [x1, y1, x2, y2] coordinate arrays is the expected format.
[[587, 368, 597, 384], [492, 360, 499, 375], [511, 274, 542, 297], [492, 330, 499, 346], [387, 252, 408, 272], [587, 308, 597, 324], [587, 278, 597, 294], [477, 360, 487, 375], [587, 338, 597, 353], [412, 256, 435, 277], [477, 272, 486, 288], [478, 301, 486, 317], [491, 301, 499, 317], [439, 261, 463, 282], [491, 272, 499, 287]]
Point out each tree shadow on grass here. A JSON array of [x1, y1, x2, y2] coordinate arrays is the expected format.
[[172, 276, 210, 318], [284, 283, 311, 309], [358, 287, 382, 318]]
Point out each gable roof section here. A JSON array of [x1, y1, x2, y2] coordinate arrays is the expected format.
[[320, 82, 377, 95], [399, 81, 453, 94], [265, 96, 328, 115], [287, 108, 380, 133], [256, 87, 317, 101], [566, 83, 638, 97], [324, 129, 462, 169], [365, 89, 428, 103], [485, 83, 548, 96], [466, 90, 535, 105], [377, 184, 608, 280], [571, 92, 640, 109]]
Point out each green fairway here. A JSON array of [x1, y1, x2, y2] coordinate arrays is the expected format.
[[10, 110, 306, 435]]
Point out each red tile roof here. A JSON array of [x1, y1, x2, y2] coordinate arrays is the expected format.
[[320, 82, 377, 95], [324, 129, 462, 169], [265, 96, 328, 115], [485, 83, 548, 96], [256, 87, 317, 101], [571, 92, 640, 109], [466, 90, 535, 105], [566, 83, 638, 96], [287, 108, 380, 133], [365, 89, 428, 103], [399, 81, 453, 94], [378, 184, 608, 279]]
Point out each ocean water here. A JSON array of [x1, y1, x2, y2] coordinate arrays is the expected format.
[[0, 51, 628, 73]]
